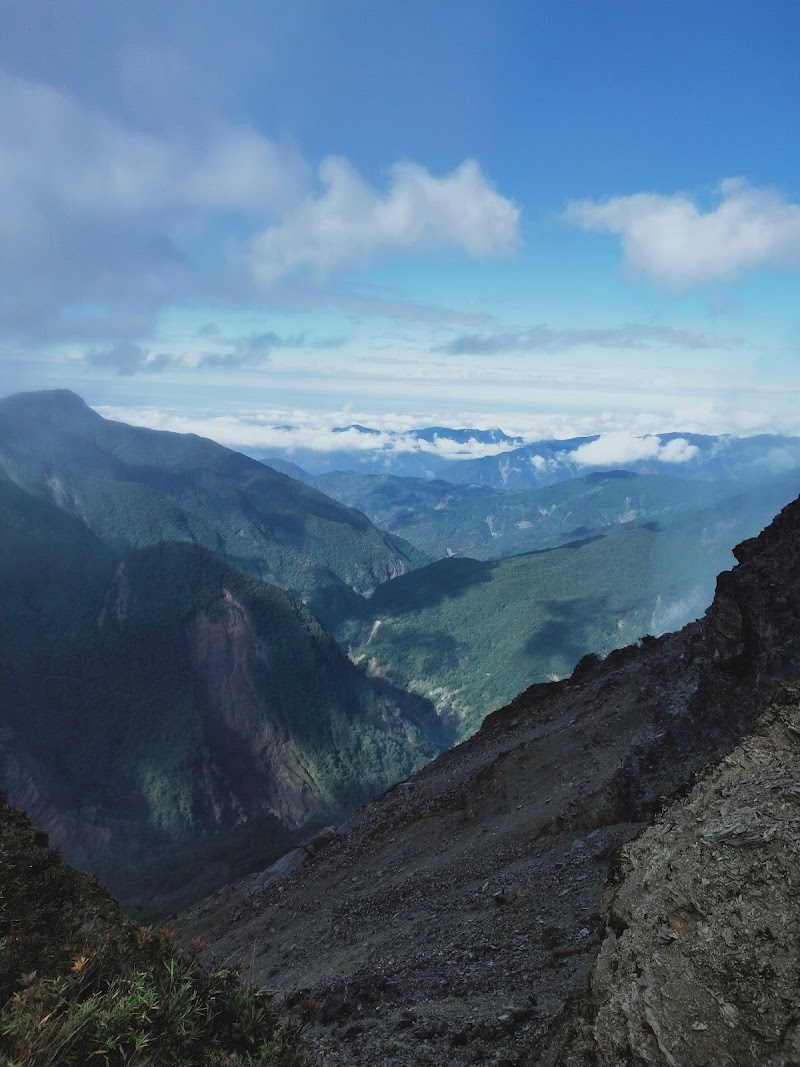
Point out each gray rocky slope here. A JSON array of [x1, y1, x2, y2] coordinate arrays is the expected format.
[[179, 495, 800, 1066], [540, 686, 800, 1067]]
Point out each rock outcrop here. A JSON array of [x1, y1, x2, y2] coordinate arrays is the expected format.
[[543, 688, 800, 1067], [179, 496, 800, 1067]]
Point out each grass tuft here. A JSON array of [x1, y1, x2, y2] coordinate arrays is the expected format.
[[0, 796, 311, 1067]]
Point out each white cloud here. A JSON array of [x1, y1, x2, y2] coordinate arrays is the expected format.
[[0, 64, 306, 344], [94, 405, 525, 459], [90, 402, 800, 458], [564, 179, 800, 288], [0, 63, 517, 346], [649, 590, 707, 636], [568, 432, 699, 467], [0, 66, 305, 228], [250, 157, 520, 285]]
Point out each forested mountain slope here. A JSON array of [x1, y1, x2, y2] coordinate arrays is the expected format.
[[0, 476, 444, 909], [309, 467, 800, 562], [339, 488, 798, 736], [0, 389, 426, 623]]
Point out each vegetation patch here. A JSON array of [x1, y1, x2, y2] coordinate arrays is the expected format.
[[0, 796, 310, 1067]]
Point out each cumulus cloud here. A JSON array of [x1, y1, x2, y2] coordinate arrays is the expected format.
[[250, 157, 520, 285], [0, 63, 517, 348], [564, 179, 800, 288], [434, 322, 742, 355], [0, 64, 304, 345], [568, 432, 699, 467], [0, 65, 305, 223]]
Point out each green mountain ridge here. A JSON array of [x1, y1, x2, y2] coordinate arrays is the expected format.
[[4, 389, 798, 910], [309, 466, 800, 562], [1, 475, 444, 910], [0, 390, 427, 625], [339, 488, 799, 736]]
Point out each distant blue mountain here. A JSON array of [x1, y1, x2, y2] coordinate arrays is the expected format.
[[445, 432, 800, 489], [404, 426, 524, 446], [332, 423, 383, 435], [250, 428, 800, 487]]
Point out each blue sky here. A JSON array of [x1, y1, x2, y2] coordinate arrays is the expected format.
[[1, 0, 799, 448]]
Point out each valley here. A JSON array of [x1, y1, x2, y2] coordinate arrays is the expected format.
[[180, 492, 800, 1066], [2, 390, 800, 916], [4, 11, 797, 1064], [2, 390, 800, 1066]]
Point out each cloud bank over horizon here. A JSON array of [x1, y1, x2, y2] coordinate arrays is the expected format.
[[567, 432, 699, 467], [93, 402, 800, 463]]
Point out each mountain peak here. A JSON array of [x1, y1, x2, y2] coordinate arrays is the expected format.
[[0, 388, 101, 426]]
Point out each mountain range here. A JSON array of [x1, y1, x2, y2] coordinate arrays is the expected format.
[[0, 391, 449, 909], [328, 468, 800, 733], [1, 472, 445, 910], [2, 388, 800, 1065], [3, 389, 800, 919], [255, 426, 800, 485], [301, 466, 800, 562], [0, 390, 425, 626]]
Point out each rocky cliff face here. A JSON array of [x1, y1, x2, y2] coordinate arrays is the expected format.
[[186, 588, 328, 827], [179, 495, 800, 1067], [542, 688, 800, 1067]]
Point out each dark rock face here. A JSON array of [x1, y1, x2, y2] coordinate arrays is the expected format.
[[705, 500, 800, 685], [541, 688, 800, 1067], [186, 588, 326, 827], [179, 497, 800, 1067]]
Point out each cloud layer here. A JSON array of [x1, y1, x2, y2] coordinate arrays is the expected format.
[[434, 322, 743, 356], [95, 406, 521, 459], [83, 330, 344, 375], [565, 179, 800, 288], [250, 157, 520, 285]]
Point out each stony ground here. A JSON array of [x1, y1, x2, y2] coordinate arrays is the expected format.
[[177, 631, 736, 1066]]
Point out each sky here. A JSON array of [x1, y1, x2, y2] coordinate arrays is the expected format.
[[1, 0, 799, 451]]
